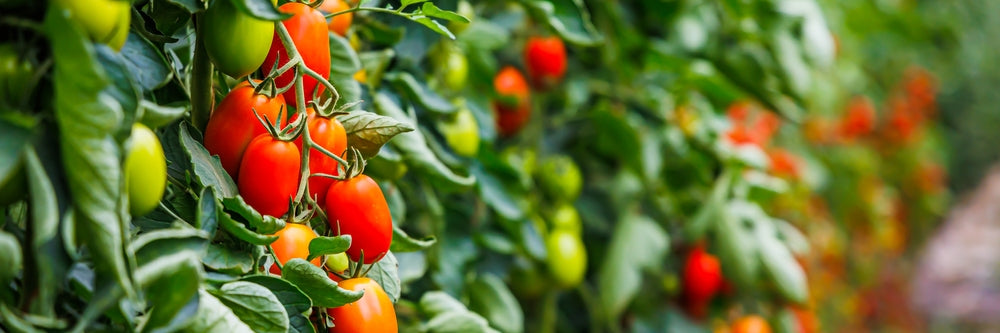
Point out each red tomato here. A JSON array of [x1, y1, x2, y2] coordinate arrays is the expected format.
[[524, 36, 567, 89], [731, 315, 772, 333], [682, 244, 723, 306], [903, 66, 936, 115], [492, 66, 531, 136], [268, 223, 322, 275], [263, 2, 331, 107], [238, 134, 301, 217], [203, 82, 288, 178], [324, 175, 392, 264], [839, 96, 876, 139], [296, 109, 348, 203], [318, 0, 353, 37], [767, 148, 802, 179], [326, 278, 397, 333]]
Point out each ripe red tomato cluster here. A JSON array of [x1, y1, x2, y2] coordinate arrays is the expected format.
[[492, 35, 569, 136]]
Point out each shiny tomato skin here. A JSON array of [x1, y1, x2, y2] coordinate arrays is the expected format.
[[492, 66, 531, 136], [524, 36, 567, 89], [201, 0, 276, 78], [296, 109, 348, 203], [237, 134, 301, 218], [53, 0, 130, 50], [262, 3, 331, 107], [324, 175, 392, 264], [125, 123, 167, 216], [318, 0, 353, 37], [545, 229, 587, 289], [269, 223, 322, 275], [326, 278, 397, 333], [682, 245, 723, 305], [203, 82, 287, 178]]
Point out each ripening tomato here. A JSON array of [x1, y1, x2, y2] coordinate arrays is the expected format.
[[431, 42, 469, 92], [325, 252, 349, 273], [201, 0, 276, 78], [263, 2, 331, 107], [203, 82, 288, 178], [326, 278, 397, 333], [524, 36, 567, 89], [545, 229, 587, 288], [537, 155, 582, 202], [125, 123, 166, 216], [767, 148, 801, 179], [325, 175, 392, 264], [839, 96, 876, 139], [269, 223, 322, 275], [438, 102, 480, 157], [546, 201, 581, 235], [682, 245, 723, 305], [318, 0, 353, 37], [903, 66, 936, 114], [0, 44, 35, 108], [493, 66, 531, 136], [731, 315, 772, 333], [238, 134, 301, 217], [296, 109, 348, 203], [53, 0, 130, 50]]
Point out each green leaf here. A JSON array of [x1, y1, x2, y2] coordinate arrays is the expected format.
[[281, 259, 364, 307], [399, 0, 425, 10], [46, 4, 134, 302], [203, 243, 255, 275], [241, 275, 314, 333], [366, 251, 401, 303], [373, 92, 476, 192], [329, 72, 362, 111], [0, 231, 22, 286], [468, 274, 523, 333], [756, 219, 808, 304], [471, 163, 525, 221], [228, 0, 288, 21], [181, 289, 254, 333], [714, 201, 761, 288], [95, 46, 140, 123], [359, 49, 395, 89], [121, 32, 173, 91], [597, 213, 670, 321], [221, 196, 285, 234], [420, 291, 470, 316], [396, 251, 427, 284], [166, 0, 203, 13], [130, 227, 209, 267], [307, 235, 352, 261], [216, 200, 278, 246], [520, 0, 603, 46], [0, 114, 33, 186], [24, 146, 72, 317], [197, 187, 219, 237], [420, 2, 470, 23], [180, 123, 238, 198], [136, 249, 203, 332], [411, 16, 456, 40], [385, 72, 457, 115], [389, 225, 436, 252], [329, 33, 361, 76], [424, 311, 500, 333], [213, 281, 289, 333], [337, 111, 414, 158], [138, 101, 187, 129]]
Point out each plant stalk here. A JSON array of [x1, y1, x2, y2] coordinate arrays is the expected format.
[[190, 15, 215, 133]]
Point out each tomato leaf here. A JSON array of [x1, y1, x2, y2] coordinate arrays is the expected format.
[[306, 235, 352, 261], [396, 251, 427, 284], [241, 275, 314, 333], [0, 114, 33, 185], [121, 32, 173, 91], [197, 187, 219, 238], [135, 249, 203, 332], [410, 16, 456, 40], [329, 34, 361, 76], [714, 200, 761, 288], [597, 213, 670, 321], [359, 49, 395, 90], [385, 72, 457, 115], [216, 200, 279, 246], [755, 218, 808, 304], [203, 243, 255, 275], [212, 281, 290, 333], [424, 310, 499, 333], [183, 289, 254, 333], [366, 251, 401, 303], [129, 227, 209, 267], [420, 2, 470, 23], [165, 0, 203, 13], [0, 231, 20, 287], [467, 274, 524, 333], [180, 123, 238, 198], [95, 46, 140, 125], [520, 0, 603, 46], [138, 100, 187, 129], [338, 111, 414, 158], [419, 291, 470, 316], [221, 196, 285, 235], [227, 0, 289, 21], [281, 259, 364, 307], [389, 225, 436, 252]]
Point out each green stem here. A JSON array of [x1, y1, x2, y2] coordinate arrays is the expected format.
[[324, 6, 402, 19], [190, 15, 215, 133]]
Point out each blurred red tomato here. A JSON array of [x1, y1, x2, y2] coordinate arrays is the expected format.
[[839, 96, 876, 140]]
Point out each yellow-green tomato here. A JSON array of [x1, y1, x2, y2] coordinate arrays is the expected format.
[[125, 123, 166, 216], [200, 0, 277, 78], [537, 155, 582, 202], [53, 0, 130, 51], [545, 230, 586, 288], [546, 201, 580, 235], [325, 252, 350, 273], [447, 0, 474, 35], [433, 43, 469, 92], [438, 102, 480, 157]]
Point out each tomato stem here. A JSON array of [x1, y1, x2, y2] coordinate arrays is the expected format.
[[266, 244, 284, 272], [190, 14, 215, 133]]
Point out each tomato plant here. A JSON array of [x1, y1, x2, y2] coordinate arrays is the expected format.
[[325, 174, 392, 264], [124, 123, 166, 216], [269, 223, 322, 275], [263, 2, 331, 107], [238, 134, 300, 218], [200, 0, 276, 78], [296, 109, 348, 203], [326, 277, 397, 333], [203, 82, 288, 178], [493, 66, 531, 136]]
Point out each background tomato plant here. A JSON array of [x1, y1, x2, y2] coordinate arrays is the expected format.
[[0, 0, 986, 332]]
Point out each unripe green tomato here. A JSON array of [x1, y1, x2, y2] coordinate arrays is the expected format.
[[125, 123, 167, 216], [501, 146, 537, 178], [438, 102, 479, 157], [52, 0, 130, 51], [447, 0, 474, 35], [537, 155, 582, 202], [201, 0, 277, 78], [325, 252, 350, 273], [435, 45, 468, 92], [545, 229, 586, 288], [0, 44, 34, 108], [546, 201, 580, 235]]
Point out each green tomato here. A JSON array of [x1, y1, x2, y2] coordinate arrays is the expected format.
[[447, 0, 474, 35], [438, 100, 480, 157], [200, 0, 277, 78], [430, 42, 468, 92], [325, 252, 350, 273], [545, 229, 586, 289], [537, 155, 582, 202], [125, 123, 167, 216], [0, 44, 35, 108], [52, 0, 130, 50], [546, 201, 580, 235]]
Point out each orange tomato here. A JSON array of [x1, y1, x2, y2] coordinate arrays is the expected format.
[[269, 223, 322, 275], [327, 278, 397, 333], [318, 0, 353, 36], [731, 315, 771, 333]]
